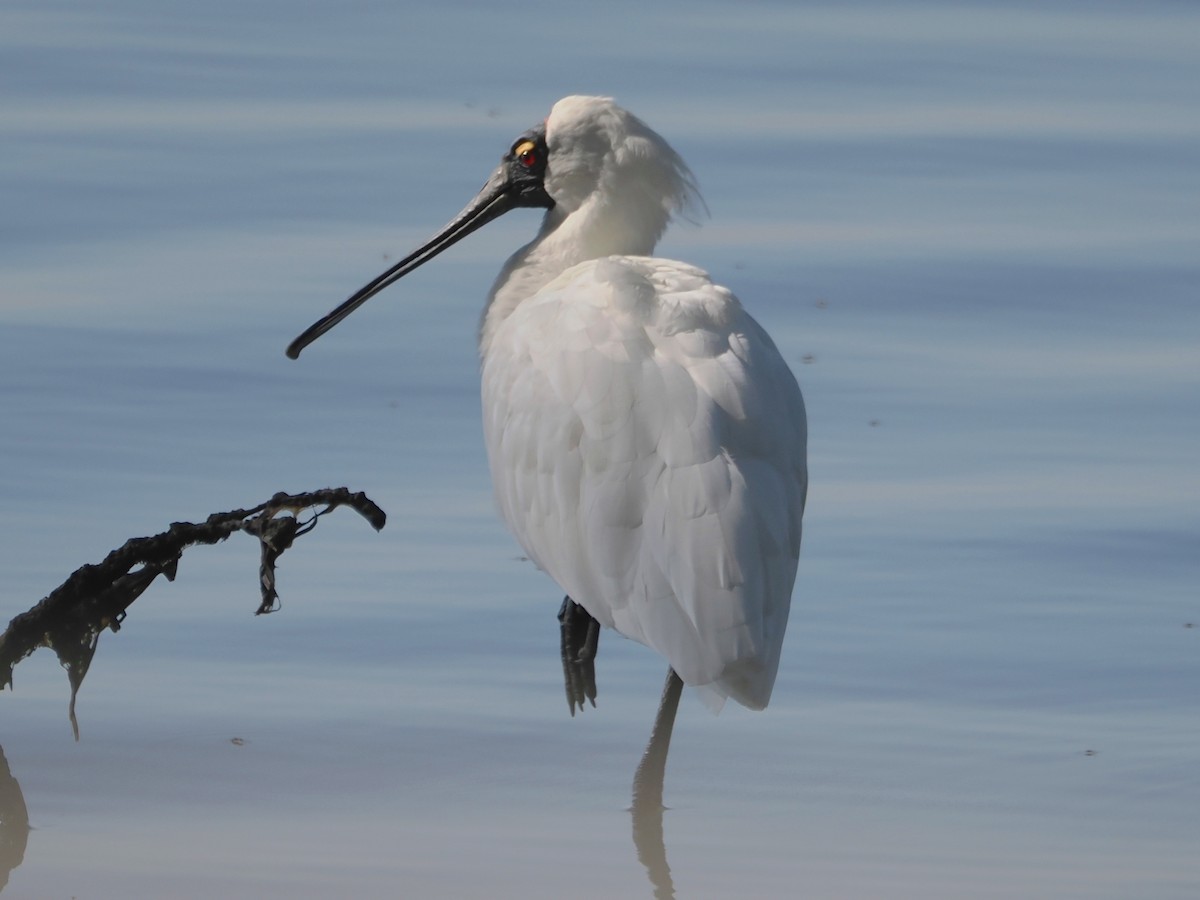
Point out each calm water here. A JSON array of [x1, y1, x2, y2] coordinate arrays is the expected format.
[[2, 2, 1198, 897]]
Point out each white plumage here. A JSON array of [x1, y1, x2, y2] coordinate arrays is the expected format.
[[480, 97, 806, 710], [288, 94, 807, 716], [483, 254, 806, 709]]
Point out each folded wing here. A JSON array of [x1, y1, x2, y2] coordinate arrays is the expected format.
[[482, 256, 807, 709]]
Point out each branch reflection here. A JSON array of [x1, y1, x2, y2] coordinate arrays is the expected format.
[[0, 745, 29, 893]]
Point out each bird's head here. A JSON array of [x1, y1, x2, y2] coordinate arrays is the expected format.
[[287, 96, 700, 359], [541, 96, 700, 223]]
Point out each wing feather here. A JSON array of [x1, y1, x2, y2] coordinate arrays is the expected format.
[[482, 256, 807, 708]]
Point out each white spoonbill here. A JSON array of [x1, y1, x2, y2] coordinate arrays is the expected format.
[[287, 95, 807, 803]]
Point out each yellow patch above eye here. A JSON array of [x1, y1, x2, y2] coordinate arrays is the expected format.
[[514, 140, 536, 157]]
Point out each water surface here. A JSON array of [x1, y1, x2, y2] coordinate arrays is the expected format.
[[1, 2, 1197, 897]]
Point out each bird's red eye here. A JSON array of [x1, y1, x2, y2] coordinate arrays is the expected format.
[[514, 139, 538, 168]]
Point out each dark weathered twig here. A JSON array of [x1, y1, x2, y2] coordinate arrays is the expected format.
[[0, 488, 386, 738]]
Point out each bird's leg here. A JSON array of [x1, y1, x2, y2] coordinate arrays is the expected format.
[[630, 667, 684, 900], [558, 596, 599, 716], [631, 667, 684, 810]]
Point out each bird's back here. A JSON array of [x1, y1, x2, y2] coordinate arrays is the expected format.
[[482, 255, 807, 709]]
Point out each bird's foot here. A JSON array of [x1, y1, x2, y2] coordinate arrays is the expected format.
[[558, 596, 599, 715]]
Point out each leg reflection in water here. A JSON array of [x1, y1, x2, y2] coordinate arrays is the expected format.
[[558, 603, 682, 899], [630, 668, 684, 900]]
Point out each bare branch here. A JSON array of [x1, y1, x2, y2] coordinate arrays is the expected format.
[[0, 488, 386, 738]]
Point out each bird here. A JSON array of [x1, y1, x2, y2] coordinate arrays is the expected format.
[[287, 95, 808, 810]]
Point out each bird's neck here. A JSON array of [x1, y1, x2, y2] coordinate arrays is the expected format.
[[478, 191, 671, 359]]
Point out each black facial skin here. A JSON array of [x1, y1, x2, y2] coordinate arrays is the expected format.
[[504, 127, 554, 209]]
